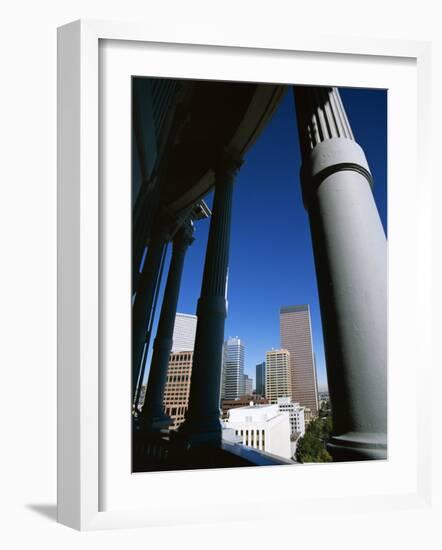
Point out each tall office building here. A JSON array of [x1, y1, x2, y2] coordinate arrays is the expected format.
[[221, 337, 245, 400], [162, 313, 197, 429], [243, 374, 253, 396], [265, 349, 292, 404], [171, 313, 197, 352], [163, 351, 193, 429], [280, 305, 319, 416], [256, 362, 266, 396]]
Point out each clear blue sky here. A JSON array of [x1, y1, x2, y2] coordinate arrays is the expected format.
[[151, 86, 387, 391]]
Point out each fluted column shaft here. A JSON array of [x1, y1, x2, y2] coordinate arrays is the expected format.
[[132, 231, 167, 401], [294, 86, 387, 460], [179, 157, 241, 446], [140, 226, 194, 431]]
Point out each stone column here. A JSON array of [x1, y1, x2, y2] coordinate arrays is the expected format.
[[140, 225, 194, 432], [133, 246, 167, 412], [132, 231, 167, 401], [178, 155, 242, 446], [293, 86, 387, 460]]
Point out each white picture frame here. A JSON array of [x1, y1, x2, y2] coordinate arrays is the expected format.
[[57, 19, 432, 531]]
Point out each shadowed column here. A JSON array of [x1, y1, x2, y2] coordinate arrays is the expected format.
[[294, 86, 387, 460], [132, 230, 167, 402], [178, 155, 242, 446], [139, 225, 194, 432]]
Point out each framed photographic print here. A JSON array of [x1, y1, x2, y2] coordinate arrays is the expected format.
[[57, 19, 432, 530]]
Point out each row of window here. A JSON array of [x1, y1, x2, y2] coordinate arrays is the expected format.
[[164, 398, 188, 403], [169, 353, 193, 362], [166, 374, 190, 383], [165, 406, 188, 417]]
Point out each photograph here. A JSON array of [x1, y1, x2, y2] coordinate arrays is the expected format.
[[131, 77, 387, 473]]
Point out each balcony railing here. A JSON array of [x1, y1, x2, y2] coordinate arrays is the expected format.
[[133, 430, 293, 473]]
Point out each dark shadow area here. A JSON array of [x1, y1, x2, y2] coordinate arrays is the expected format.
[[25, 503, 57, 522]]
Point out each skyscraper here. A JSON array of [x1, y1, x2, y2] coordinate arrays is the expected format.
[[256, 361, 266, 397], [243, 374, 253, 396], [163, 350, 193, 429], [280, 305, 319, 416], [171, 313, 197, 352], [221, 337, 245, 400], [160, 313, 198, 429], [265, 349, 291, 404]]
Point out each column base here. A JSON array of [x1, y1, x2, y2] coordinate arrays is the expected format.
[[327, 432, 387, 461], [174, 417, 222, 449], [139, 412, 173, 434]]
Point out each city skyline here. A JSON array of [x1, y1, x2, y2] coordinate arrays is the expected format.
[[157, 306, 319, 394], [146, 87, 386, 392]]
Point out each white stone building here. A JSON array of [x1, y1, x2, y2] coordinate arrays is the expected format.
[[225, 404, 291, 460], [277, 397, 305, 436]]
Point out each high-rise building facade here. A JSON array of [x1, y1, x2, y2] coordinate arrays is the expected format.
[[171, 313, 197, 352], [255, 361, 266, 396], [221, 337, 245, 400], [243, 374, 253, 396], [161, 313, 197, 429], [163, 350, 193, 429], [280, 305, 319, 416], [265, 349, 292, 404]]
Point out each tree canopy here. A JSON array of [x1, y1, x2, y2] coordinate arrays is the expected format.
[[295, 417, 333, 463]]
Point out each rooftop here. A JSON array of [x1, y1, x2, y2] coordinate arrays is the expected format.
[[227, 403, 284, 423], [280, 304, 310, 314]]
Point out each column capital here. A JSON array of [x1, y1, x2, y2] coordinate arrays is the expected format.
[[294, 86, 373, 209], [294, 86, 355, 159], [173, 222, 195, 251], [213, 149, 244, 183]]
